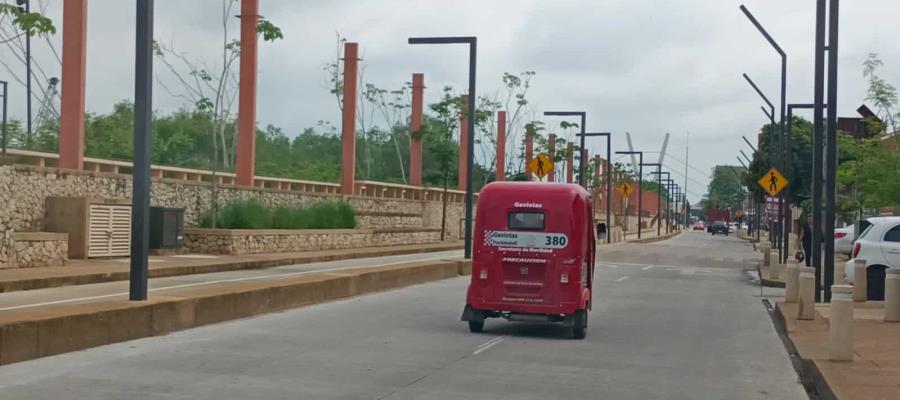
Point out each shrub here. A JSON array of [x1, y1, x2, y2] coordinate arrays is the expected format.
[[201, 200, 356, 230]]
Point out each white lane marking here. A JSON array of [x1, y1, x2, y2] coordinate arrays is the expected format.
[[0, 253, 456, 312], [615, 276, 629, 283], [473, 335, 508, 355], [605, 264, 619, 269], [641, 265, 655, 271]]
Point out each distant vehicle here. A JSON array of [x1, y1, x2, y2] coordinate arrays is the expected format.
[[462, 182, 595, 339], [844, 217, 900, 300], [727, 222, 737, 233], [710, 221, 729, 236], [707, 209, 732, 224], [835, 225, 855, 255], [692, 222, 705, 231]]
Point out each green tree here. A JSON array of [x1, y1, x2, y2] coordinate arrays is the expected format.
[[862, 53, 897, 134]]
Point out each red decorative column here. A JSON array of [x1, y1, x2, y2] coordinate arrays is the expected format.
[[525, 124, 534, 180], [566, 142, 574, 184], [547, 134, 556, 182], [458, 95, 468, 191], [581, 150, 588, 189], [495, 111, 506, 182], [340, 42, 359, 195], [58, 0, 88, 170], [409, 73, 424, 186], [235, 0, 259, 186]]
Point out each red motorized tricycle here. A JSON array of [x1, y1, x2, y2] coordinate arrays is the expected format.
[[461, 182, 596, 339]]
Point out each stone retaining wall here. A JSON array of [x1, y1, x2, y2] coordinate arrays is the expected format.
[[184, 228, 442, 255], [9, 232, 68, 269], [0, 165, 468, 268], [355, 212, 423, 229]]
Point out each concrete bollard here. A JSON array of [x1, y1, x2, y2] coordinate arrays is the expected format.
[[784, 263, 800, 303], [828, 285, 854, 362], [885, 269, 900, 323], [763, 248, 771, 267], [768, 250, 781, 280], [853, 259, 867, 302], [833, 261, 846, 285], [798, 267, 816, 320]]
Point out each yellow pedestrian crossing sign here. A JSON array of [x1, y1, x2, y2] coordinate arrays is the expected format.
[[529, 153, 554, 180], [617, 182, 633, 197], [757, 167, 788, 197]]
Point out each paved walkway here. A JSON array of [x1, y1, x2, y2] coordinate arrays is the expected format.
[[777, 301, 900, 400]]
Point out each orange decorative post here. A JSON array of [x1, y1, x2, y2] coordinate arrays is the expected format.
[[525, 124, 534, 180], [547, 134, 556, 182], [340, 42, 359, 195], [409, 73, 425, 186], [235, 0, 259, 186], [566, 142, 574, 184], [58, 0, 88, 170], [495, 111, 506, 182], [458, 95, 469, 191]]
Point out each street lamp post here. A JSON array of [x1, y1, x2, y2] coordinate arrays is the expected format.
[[580, 132, 613, 243], [544, 111, 586, 186], [617, 151, 643, 239], [740, 137, 762, 242], [16, 0, 32, 139], [743, 72, 780, 252], [642, 163, 663, 236], [0, 80, 7, 155], [650, 171, 670, 234], [823, 0, 840, 303], [741, 4, 788, 275], [409, 36, 477, 259]]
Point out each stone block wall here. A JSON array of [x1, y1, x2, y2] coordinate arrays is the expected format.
[[9, 232, 68, 269], [0, 165, 469, 268], [184, 228, 442, 255]]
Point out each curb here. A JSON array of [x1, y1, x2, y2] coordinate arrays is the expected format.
[[768, 301, 838, 400], [756, 264, 786, 288], [0, 243, 464, 293], [627, 231, 682, 244], [0, 258, 472, 365]]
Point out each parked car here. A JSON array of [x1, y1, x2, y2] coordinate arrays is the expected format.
[[710, 221, 729, 236], [844, 217, 900, 300], [835, 225, 855, 255], [692, 222, 705, 231], [728, 222, 737, 233]]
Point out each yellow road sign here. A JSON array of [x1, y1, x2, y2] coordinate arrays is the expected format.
[[529, 153, 554, 180], [735, 210, 744, 218], [617, 182, 633, 197], [757, 167, 789, 197]]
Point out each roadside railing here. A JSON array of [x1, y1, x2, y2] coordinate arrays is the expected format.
[[1, 148, 470, 202]]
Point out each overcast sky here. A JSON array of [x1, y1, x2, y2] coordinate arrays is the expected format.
[[4, 0, 900, 203]]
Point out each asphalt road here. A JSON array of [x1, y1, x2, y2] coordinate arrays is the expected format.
[[0, 232, 806, 399]]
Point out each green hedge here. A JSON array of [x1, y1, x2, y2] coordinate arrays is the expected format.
[[199, 199, 356, 229]]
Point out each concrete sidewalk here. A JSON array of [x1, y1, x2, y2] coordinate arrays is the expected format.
[[0, 241, 463, 293], [776, 301, 900, 400]]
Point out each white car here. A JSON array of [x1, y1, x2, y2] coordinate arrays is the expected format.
[[835, 225, 855, 255], [844, 217, 900, 287]]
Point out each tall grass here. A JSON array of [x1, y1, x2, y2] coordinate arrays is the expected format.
[[199, 200, 356, 229]]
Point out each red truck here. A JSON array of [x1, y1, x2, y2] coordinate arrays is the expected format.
[[707, 209, 732, 224]]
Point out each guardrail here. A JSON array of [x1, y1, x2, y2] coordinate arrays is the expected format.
[[0, 148, 470, 202]]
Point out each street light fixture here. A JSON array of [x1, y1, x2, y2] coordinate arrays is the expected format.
[[580, 132, 613, 243], [741, 4, 789, 271], [743, 72, 781, 252], [642, 162, 663, 236], [742, 136, 758, 153], [544, 111, 586, 186], [616, 151, 643, 239], [409, 36, 477, 259]]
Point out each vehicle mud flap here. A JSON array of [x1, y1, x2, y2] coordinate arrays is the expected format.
[[461, 305, 485, 323]]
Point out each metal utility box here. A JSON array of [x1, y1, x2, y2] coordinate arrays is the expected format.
[[45, 197, 132, 259], [149, 207, 184, 249]]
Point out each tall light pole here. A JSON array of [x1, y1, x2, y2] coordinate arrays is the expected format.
[[740, 138, 762, 241], [580, 132, 612, 243], [743, 72, 779, 251], [544, 111, 586, 186], [16, 0, 32, 140], [823, 0, 840, 303], [617, 151, 643, 239], [130, 0, 154, 301], [741, 4, 788, 272], [651, 171, 671, 234], [0, 80, 7, 155], [642, 163, 663, 236], [409, 36, 477, 259]]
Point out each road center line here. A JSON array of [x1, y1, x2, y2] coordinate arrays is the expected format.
[[642, 265, 655, 271], [615, 276, 629, 283], [473, 335, 508, 355]]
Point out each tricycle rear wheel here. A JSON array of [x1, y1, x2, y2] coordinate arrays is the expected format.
[[572, 309, 588, 339], [468, 321, 484, 333]]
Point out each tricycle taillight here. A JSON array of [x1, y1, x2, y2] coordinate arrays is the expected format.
[[479, 269, 488, 280], [560, 273, 569, 283]]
